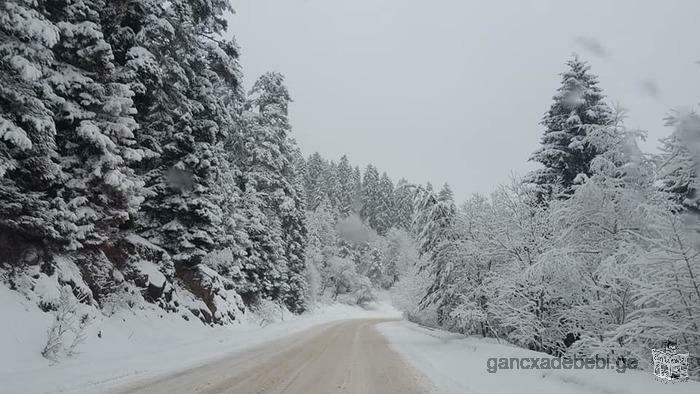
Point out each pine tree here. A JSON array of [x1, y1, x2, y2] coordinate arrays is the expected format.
[[0, 0, 66, 246], [235, 187, 285, 300], [414, 183, 459, 324], [208, 148, 247, 285], [382, 228, 404, 288], [283, 148, 309, 312], [360, 164, 381, 229], [375, 172, 394, 234], [366, 247, 383, 286], [336, 154, 354, 216], [527, 55, 613, 198], [48, 0, 145, 250], [304, 152, 326, 210], [351, 165, 362, 212], [392, 178, 414, 230], [242, 72, 307, 310], [104, 0, 242, 268], [411, 182, 432, 235], [323, 160, 339, 209]]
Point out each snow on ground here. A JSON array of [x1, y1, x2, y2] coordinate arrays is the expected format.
[[0, 284, 400, 394], [378, 320, 700, 394]]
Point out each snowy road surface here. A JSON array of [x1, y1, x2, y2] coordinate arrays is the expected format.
[[116, 319, 430, 394]]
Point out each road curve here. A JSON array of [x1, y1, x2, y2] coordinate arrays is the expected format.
[[117, 319, 430, 394]]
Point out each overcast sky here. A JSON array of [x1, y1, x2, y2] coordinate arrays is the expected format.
[[228, 0, 700, 202]]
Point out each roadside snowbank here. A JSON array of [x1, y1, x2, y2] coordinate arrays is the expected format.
[[0, 284, 400, 394], [377, 320, 699, 394]]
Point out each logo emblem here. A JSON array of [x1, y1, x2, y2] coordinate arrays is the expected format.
[[652, 343, 689, 383]]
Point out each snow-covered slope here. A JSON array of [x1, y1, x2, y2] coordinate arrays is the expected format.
[[0, 284, 400, 394], [378, 320, 699, 394]]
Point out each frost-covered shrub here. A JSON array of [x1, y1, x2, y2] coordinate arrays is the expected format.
[[325, 257, 377, 305], [101, 283, 144, 317], [41, 287, 92, 363], [252, 299, 287, 327], [390, 254, 431, 320]]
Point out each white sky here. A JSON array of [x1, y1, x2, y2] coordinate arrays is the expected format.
[[228, 0, 700, 202]]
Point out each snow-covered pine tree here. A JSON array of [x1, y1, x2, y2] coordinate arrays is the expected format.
[[366, 246, 384, 286], [336, 154, 354, 216], [413, 183, 459, 323], [283, 148, 309, 312], [205, 41, 249, 291], [375, 172, 394, 234], [413, 183, 451, 256], [233, 186, 285, 302], [207, 150, 247, 285], [323, 160, 339, 209], [527, 55, 613, 198], [0, 0, 66, 249], [304, 152, 327, 211], [48, 0, 145, 250], [392, 178, 414, 230], [351, 165, 362, 212], [360, 164, 381, 230], [103, 0, 241, 269], [411, 182, 432, 234], [243, 72, 307, 310]]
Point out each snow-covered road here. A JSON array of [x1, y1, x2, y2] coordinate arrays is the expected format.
[[116, 319, 430, 394], [115, 319, 700, 394]]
